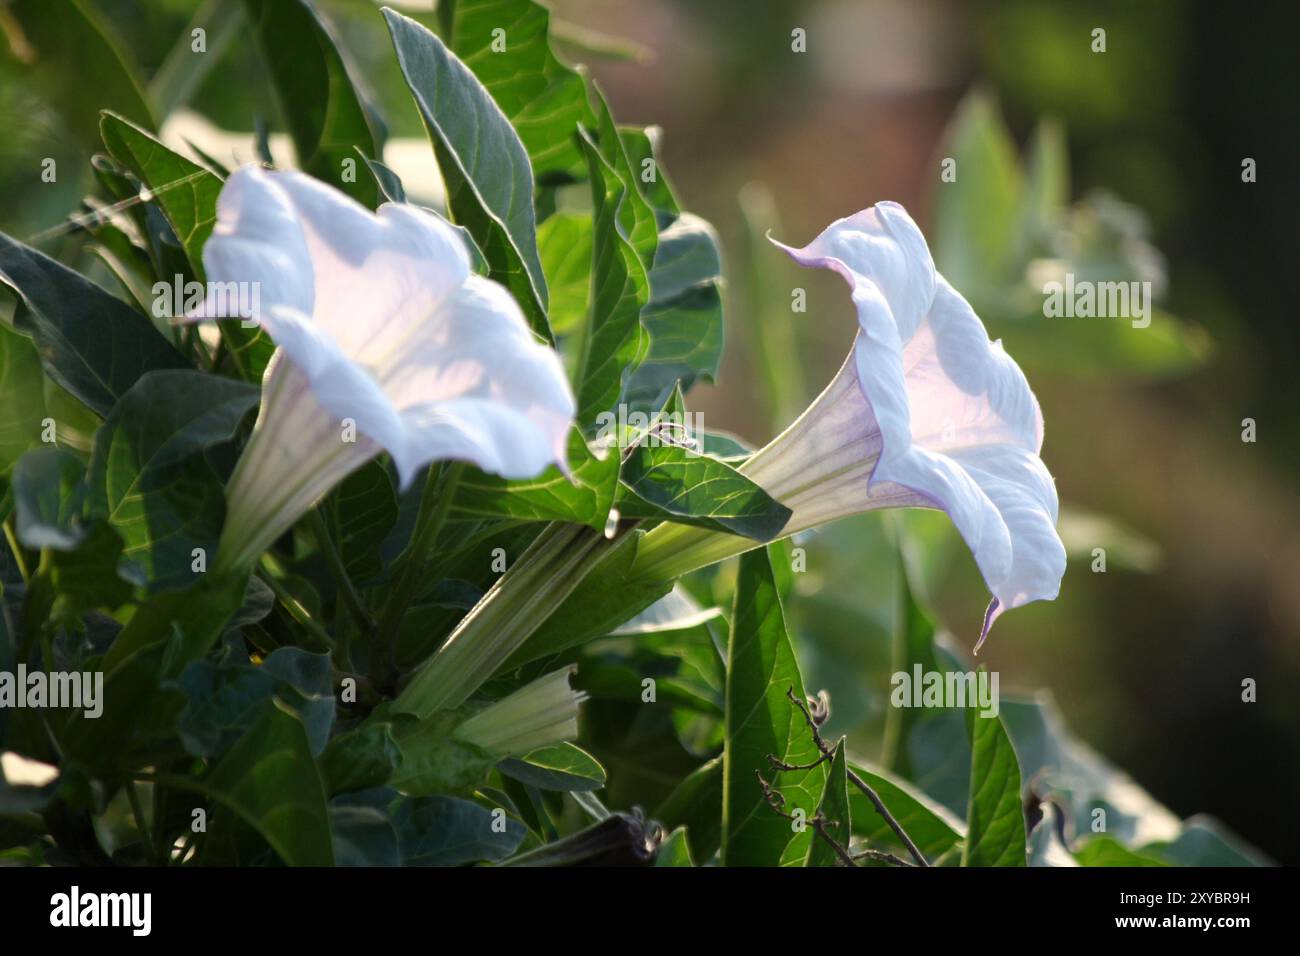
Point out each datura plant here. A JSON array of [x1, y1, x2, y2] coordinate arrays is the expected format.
[[0, 0, 1263, 871]]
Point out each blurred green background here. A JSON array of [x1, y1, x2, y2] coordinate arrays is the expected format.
[[1, 0, 1296, 862]]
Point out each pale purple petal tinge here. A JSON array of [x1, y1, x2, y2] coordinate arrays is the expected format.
[[763, 201, 1065, 645]]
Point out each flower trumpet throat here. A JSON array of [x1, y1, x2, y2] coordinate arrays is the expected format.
[[635, 201, 1066, 647]]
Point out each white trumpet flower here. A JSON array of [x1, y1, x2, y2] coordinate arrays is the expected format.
[[635, 202, 1065, 647], [197, 166, 574, 575]]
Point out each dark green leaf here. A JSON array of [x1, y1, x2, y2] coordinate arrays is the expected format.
[[331, 461, 398, 583], [86, 370, 258, 592], [329, 804, 400, 866], [202, 698, 334, 866], [442, 0, 596, 181], [0, 232, 186, 418], [321, 722, 402, 797], [388, 712, 497, 796], [618, 440, 790, 541], [242, 0, 383, 207], [11, 0, 155, 153], [100, 112, 276, 380], [0, 324, 46, 477], [100, 112, 221, 272], [384, 8, 550, 339], [391, 794, 525, 866]]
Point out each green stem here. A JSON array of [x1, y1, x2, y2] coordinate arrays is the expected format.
[[395, 522, 613, 717], [373, 462, 465, 686], [256, 563, 335, 652], [2, 515, 30, 582], [629, 521, 756, 582]]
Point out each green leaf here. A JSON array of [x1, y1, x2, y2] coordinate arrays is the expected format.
[[321, 723, 402, 797], [100, 112, 222, 273], [12, 447, 133, 617], [442, 0, 596, 181], [329, 805, 400, 866], [331, 461, 398, 583], [619, 127, 680, 226], [722, 548, 826, 866], [0, 233, 186, 418], [932, 89, 1023, 303], [963, 700, 1027, 867], [242, 0, 383, 207], [808, 741, 852, 866], [497, 741, 606, 792], [10, 0, 155, 154], [392, 794, 526, 866], [1017, 118, 1069, 256], [991, 308, 1211, 382], [388, 712, 497, 796], [1142, 817, 1272, 867], [99, 112, 276, 382], [202, 699, 334, 866], [655, 755, 722, 864], [590, 89, 658, 272], [172, 654, 275, 760], [537, 212, 592, 335], [384, 8, 550, 339], [618, 439, 791, 542], [569, 128, 649, 430], [86, 370, 259, 592], [616, 126, 724, 405], [1074, 836, 1167, 867], [880, 552, 944, 777], [627, 214, 725, 406], [101, 571, 248, 674], [0, 324, 46, 478], [11, 446, 89, 551], [452, 428, 619, 531], [654, 826, 695, 866], [847, 761, 965, 861]]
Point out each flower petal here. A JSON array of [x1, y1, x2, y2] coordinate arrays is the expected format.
[[905, 278, 1043, 454], [775, 201, 1064, 637], [199, 166, 314, 320], [771, 200, 936, 340], [380, 275, 574, 484], [263, 171, 472, 359]]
